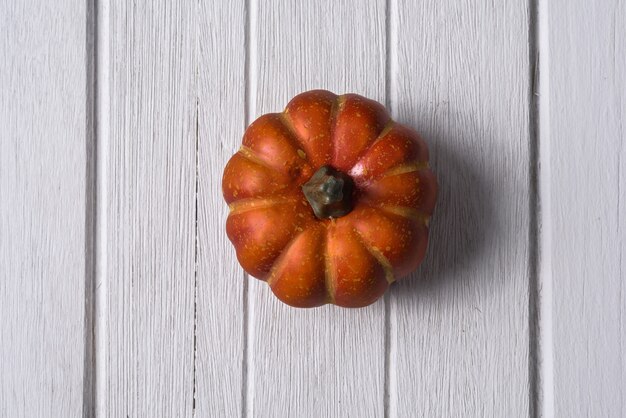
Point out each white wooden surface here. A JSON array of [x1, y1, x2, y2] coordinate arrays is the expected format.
[[196, 0, 245, 416], [547, 0, 626, 416], [391, 1, 531, 416], [101, 1, 196, 416], [2, 0, 626, 417], [0, 1, 93, 417]]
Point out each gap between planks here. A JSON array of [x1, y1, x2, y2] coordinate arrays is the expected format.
[[83, 0, 97, 416], [528, 0, 555, 416], [384, 0, 398, 417], [192, 98, 200, 413], [242, 0, 258, 416]]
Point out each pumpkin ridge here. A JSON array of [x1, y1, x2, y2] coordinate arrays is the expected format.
[[367, 120, 395, 150], [379, 160, 430, 179], [328, 95, 346, 169], [352, 228, 395, 284], [265, 227, 310, 287], [349, 120, 396, 174], [238, 145, 284, 175], [228, 196, 298, 216], [369, 203, 431, 227], [323, 226, 336, 304], [278, 112, 313, 166]]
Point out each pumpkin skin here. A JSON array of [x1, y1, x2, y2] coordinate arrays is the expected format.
[[222, 90, 437, 308]]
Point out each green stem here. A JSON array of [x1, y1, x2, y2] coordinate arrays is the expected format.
[[301, 165, 355, 219]]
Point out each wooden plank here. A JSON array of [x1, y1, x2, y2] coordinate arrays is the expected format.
[[0, 1, 92, 416], [102, 2, 197, 415], [194, 0, 246, 415], [247, 0, 388, 416], [391, 1, 531, 416], [548, 0, 626, 415]]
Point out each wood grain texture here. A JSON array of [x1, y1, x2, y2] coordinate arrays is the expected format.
[[6, 1, 626, 415], [248, 0, 387, 416], [0, 1, 91, 417], [548, 0, 626, 416], [391, 1, 531, 416], [102, 2, 196, 416], [195, 0, 245, 415]]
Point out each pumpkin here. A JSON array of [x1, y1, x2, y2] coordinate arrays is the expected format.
[[222, 90, 437, 308]]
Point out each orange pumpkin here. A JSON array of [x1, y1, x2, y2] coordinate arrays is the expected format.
[[222, 90, 437, 308]]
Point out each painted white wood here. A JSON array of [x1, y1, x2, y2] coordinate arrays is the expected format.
[[195, 0, 246, 416], [6, 1, 626, 415], [0, 1, 92, 416], [248, 0, 388, 416], [102, 2, 197, 416], [391, 1, 532, 416], [548, 0, 626, 416]]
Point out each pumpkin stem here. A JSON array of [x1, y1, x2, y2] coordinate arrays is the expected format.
[[302, 165, 355, 219]]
